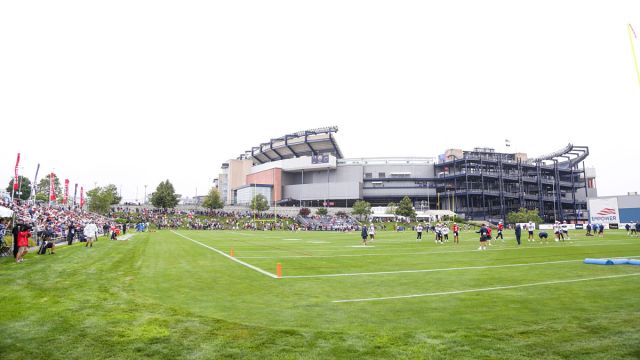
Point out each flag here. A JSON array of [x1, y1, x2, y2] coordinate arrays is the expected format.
[[14, 153, 20, 191], [80, 186, 84, 208], [73, 183, 78, 206], [33, 163, 40, 195], [50, 172, 56, 201], [63, 179, 70, 204]]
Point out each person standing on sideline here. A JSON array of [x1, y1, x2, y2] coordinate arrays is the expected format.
[[84, 222, 98, 248], [122, 223, 127, 235], [416, 223, 423, 241], [12, 221, 20, 259], [102, 223, 110, 237], [16, 224, 31, 263], [360, 225, 368, 246], [0, 219, 6, 248], [515, 223, 522, 245], [496, 222, 504, 241], [368, 223, 375, 243], [452, 223, 460, 244], [67, 222, 75, 246]]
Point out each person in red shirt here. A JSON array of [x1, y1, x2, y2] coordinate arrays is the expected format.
[[452, 223, 460, 244], [16, 224, 31, 263], [496, 222, 504, 242]]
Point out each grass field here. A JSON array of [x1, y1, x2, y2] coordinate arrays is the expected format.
[[1, 228, 639, 359]]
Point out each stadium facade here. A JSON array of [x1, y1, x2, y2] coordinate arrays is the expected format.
[[216, 127, 597, 222]]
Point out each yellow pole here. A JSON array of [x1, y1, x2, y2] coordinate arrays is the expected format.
[[629, 24, 640, 86]]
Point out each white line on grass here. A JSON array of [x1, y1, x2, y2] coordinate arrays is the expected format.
[[282, 255, 640, 279], [237, 242, 635, 259], [332, 272, 640, 303], [171, 231, 278, 279], [282, 259, 584, 278]]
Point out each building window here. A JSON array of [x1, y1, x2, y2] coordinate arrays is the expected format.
[[365, 173, 373, 179], [379, 172, 385, 178]]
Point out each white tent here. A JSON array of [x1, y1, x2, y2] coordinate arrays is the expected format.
[[0, 206, 13, 218]]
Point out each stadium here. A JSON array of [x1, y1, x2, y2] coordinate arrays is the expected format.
[[216, 126, 597, 222]]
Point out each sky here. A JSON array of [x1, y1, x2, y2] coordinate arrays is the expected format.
[[1, 1, 639, 202]]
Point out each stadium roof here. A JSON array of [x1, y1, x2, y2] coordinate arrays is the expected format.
[[531, 143, 589, 167], [238, 126, 344, 165]]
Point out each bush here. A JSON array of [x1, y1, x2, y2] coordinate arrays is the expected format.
[[316, 208, 328, 216], [299, 208, 311, 216]]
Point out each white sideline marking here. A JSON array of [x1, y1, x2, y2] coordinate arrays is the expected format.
[[229, 232, 253, 237], [283, 239, 302, 241], [237, 242, 635, 259], [332, 272, 640, 303], [309, 241, 330, 244], [171, 231, 277, 279], [282, 259, 585, 279]]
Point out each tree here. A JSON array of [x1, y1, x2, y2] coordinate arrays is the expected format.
[[150, 180, 180, 209], [299, 208, 311, 216], [37, 174, 62, 200], [250, 194, 270, 211], [395, 196, 416, 219], [507, 208, 543, 224], [103, 184, 122, 205], [6, 176, 32, 200], [352, 200, 372, 220], [202, 188, 224, 210], [86, 187, 115, 214], [316, 207, 328, 216], [385, 202, 397, 215]]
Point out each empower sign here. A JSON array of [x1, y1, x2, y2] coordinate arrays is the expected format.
[[588, 198, 620, 224]]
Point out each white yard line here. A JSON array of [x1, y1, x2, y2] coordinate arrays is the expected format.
[[237, 242, 635, 259], [332, 272, 640, 303], [171, 231, 278, 279], [282, 259, 584, 278], [281, 255, 640, 279]]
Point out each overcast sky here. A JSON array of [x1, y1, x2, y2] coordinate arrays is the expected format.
[[1, 1, 639, 202]]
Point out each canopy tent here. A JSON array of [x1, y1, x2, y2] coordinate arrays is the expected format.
[[0, 206, 13, 218]]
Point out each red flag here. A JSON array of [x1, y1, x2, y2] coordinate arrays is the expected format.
[[80, 186, 84, 208], [50, 172, 57, 201], [14, 153, 20, 191], [63, 179, 70, 204]]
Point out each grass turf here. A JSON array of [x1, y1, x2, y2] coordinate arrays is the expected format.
[[1, 229, 639, 359]]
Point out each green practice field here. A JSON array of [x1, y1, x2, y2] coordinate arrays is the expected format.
[[1, 229, 639, 359]]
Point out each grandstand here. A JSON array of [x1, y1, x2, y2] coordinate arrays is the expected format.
[[216, 127, 595, 222]]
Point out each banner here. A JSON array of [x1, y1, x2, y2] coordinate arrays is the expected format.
[[63, 179, 69, 204], [14, 153, 20, 191], [80, 186, 84, 208], [73, 184, 78, 206], [588, 198, 620, 224], [49, 172, 57, 202]]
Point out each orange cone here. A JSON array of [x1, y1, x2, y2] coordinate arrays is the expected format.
[[276, 263, 282, 278]]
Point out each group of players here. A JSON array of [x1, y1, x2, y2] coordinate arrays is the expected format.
[[358, 220, 577, 251]]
